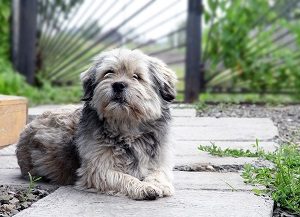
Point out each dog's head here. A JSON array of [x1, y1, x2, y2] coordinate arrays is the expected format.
[[80, 49, 177, 123]]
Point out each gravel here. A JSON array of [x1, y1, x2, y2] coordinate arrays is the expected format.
[[0, 185, 56, 217], [197, 103, 300, 144]]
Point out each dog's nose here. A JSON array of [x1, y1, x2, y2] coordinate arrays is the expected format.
[[112, 82, 127, 93]]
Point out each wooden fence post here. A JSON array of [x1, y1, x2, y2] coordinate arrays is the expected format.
[[11, 0, 37, 84], [184, 0, 203, 103]]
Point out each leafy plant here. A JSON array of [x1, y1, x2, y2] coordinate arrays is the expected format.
[[27, 172, 42, 195], [203, 0, 300, 95], [21, 172, 42, 201], [198, 140, 268, 158], [199, 140, 300, 214], [242, 143, 300, 214]]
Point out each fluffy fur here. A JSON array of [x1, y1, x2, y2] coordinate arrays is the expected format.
[[16, 49, 177, 200]]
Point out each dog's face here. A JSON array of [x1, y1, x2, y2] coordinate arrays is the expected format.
[[80, 49, 177, 123]]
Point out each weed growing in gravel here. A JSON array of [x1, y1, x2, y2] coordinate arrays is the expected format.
[[198, 141, 300, 215], [23, 172, 42, 201], [28, 173, 42, 192]]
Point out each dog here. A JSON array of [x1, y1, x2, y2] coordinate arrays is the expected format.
[[16, 49, 177, 200]]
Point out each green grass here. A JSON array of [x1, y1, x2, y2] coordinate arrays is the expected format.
[[0, 63, 82, 106], [26, 172, 42, 197], [198, 140, 268, 158], [199, 141, 300, 215]]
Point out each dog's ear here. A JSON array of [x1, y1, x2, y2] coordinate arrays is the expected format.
[[80, 66, 96, 102], [80, 53, 107, 101], [148, 56, 177, 102]]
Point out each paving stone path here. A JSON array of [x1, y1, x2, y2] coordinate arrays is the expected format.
[[0, 105, 278, 217]]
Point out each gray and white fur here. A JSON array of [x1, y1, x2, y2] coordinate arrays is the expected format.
[[16, 49, 177, 200]]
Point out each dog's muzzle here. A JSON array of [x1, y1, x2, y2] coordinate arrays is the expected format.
[[112, 94, 126, 104]]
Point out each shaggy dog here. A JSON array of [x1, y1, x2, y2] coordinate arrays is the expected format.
[[16, 49, 177, 200]]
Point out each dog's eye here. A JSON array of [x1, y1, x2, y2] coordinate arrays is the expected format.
[[133, 74, 140, 80], [104, 70, 114, 78]]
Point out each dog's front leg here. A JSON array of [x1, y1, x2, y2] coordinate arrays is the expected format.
[[76, 168, 163, 200], [106, 170, 165, 200], [144, 169, 175, 197]]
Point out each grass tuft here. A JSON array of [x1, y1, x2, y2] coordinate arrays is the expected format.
[[199, 141, 300, 214], [198, 140, 268, 158]]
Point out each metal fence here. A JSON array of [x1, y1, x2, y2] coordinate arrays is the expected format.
[[10, 0, 300, 103], [11, 0, 194, 101]]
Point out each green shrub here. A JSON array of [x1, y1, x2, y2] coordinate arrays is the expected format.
[[204, 0, 300, 94]]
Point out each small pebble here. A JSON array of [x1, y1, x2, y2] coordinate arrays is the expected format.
[[37, 189, 49, 196], [7, 191, 16, 195], [215, 112, 222, 118], [26, 193, 37, 201], [2, 204, 14, 212], [0, 195, 12, 204], [206, 165, 215, 171], [9, 197, 19, 205], [20, 202, 30, 209]]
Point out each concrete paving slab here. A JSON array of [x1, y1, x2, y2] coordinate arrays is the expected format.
[[173, 117, 276, 127], [0, 169, 28, 185], [0, 148, 260, 172], [0, 170, 252, 191], [0, 155, 18, 169], [172, 117, 278, 141], [28, 104, 81, 122], [174, 141, 278, 155], [0, 169, 59, 190], [15, 187, 273, 217], [170, 108, 196, 117], [173, 171, 256, 191], [0, 144, 16, 156], [174, 152, 259, 169], [28, 109, 279, 141], [0, 142, 271, 171], [4, 104, 276, 216], [28, 105, 196, 121], [171, 104, 195, 109], [173, 141, 275, 171], [0, 153, 262, 184]]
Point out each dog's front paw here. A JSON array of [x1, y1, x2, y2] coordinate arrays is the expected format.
[[150, 182, 175, 197], [158, 183, 175, 197], [144, 177, 175, 197], [143, 184, 163, 200], [128, 183, 163, 200]]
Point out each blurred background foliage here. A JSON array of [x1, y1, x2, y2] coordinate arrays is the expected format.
[[1, 0, 300, 105], [0, 0, 82, 105], [203, 0, 300, 94]]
